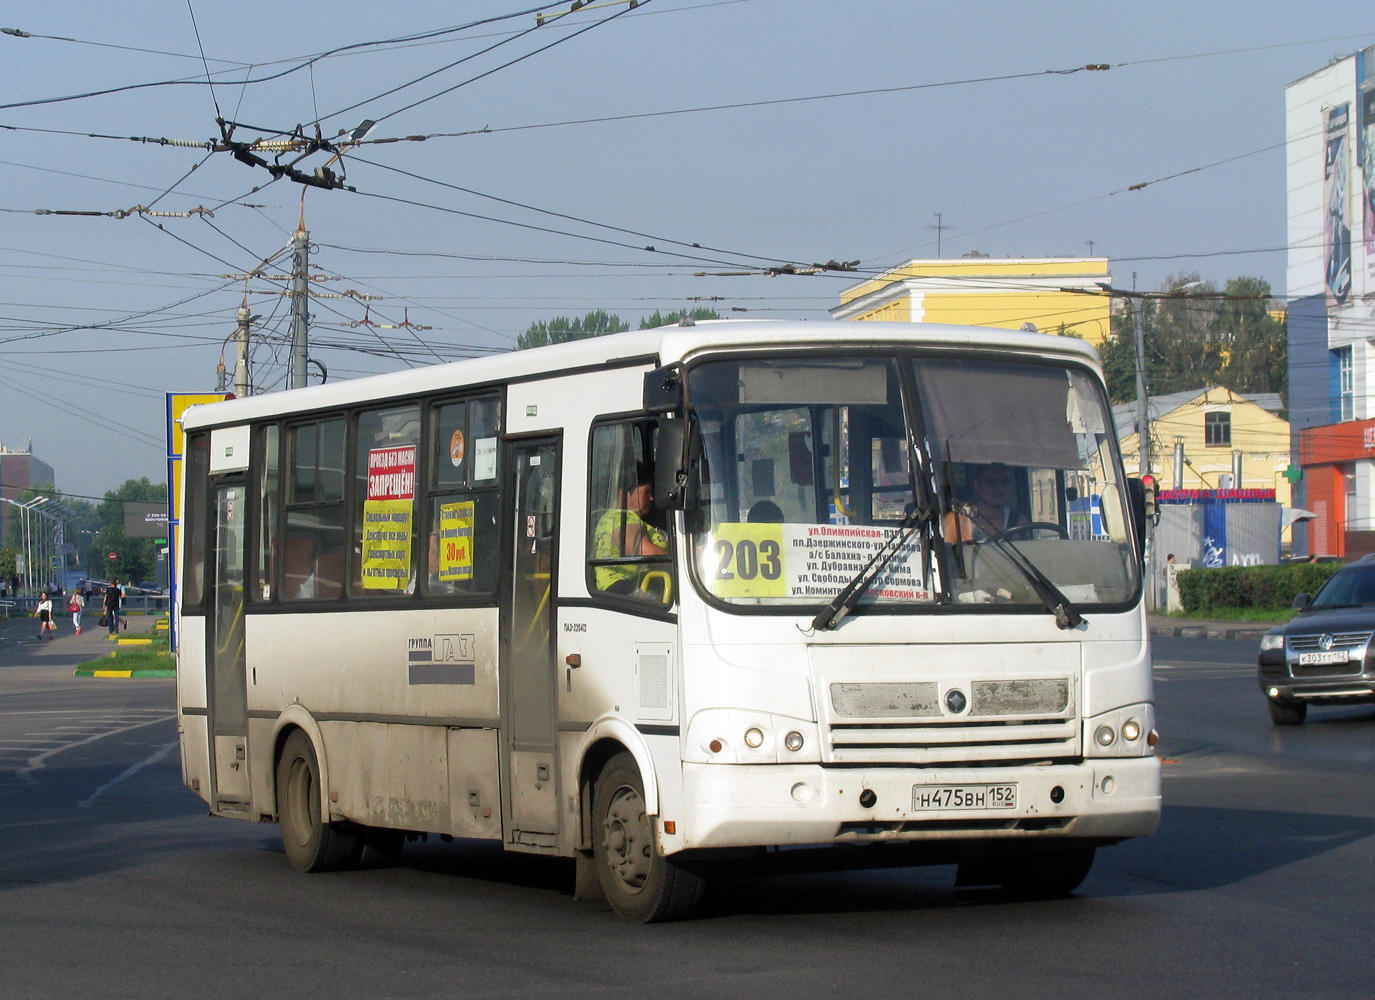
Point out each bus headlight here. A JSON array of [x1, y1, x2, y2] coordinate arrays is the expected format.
[[1095, 725, 1116, 747], [743, 727, 764, 749], [784, 731, 804, 752], [1121, 719, 1142, 742]]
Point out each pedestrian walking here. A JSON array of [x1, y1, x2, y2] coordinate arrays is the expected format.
[[104, 578, 122, 636], [69, 588, 85, 635], [35, 593, 54, 640]]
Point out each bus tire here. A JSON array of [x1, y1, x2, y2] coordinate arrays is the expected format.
[[1268, 699, 1307, 726], [592, 752, 704, 922], [998, 846, 1096, 898], [276, 729, 362, 872], [358, 826, 406, 867]]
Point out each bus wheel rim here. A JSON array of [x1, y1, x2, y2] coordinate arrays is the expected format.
[[602, 783, 650, 895]]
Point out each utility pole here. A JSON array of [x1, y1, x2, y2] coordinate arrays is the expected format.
[[234, 300, 252, 396], [1132, 297, 1150, 477], [289, 223, 310, 390]]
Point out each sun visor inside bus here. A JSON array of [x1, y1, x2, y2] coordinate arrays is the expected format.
[[737, 362, 888, 405], [914, 360, 1081, 470]]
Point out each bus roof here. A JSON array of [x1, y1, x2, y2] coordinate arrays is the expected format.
[[178, 319, 1103, 430]]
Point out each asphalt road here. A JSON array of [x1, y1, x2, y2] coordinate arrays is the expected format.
[[2, 623, 1373, 1000]]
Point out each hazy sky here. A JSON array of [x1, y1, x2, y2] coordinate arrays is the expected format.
[[1, 0, 1371, 498]]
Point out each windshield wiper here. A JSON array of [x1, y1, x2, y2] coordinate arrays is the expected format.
[[811, 504, 936, 631], [972, 523, 1085, 630]]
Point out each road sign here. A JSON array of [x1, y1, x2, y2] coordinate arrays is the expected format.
[[108, 552, 118, 562]]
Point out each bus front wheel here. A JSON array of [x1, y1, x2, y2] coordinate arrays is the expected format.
[[997, 846, 1096, 898], [276, 729, 362, 872], [592, 752, 704, 922]]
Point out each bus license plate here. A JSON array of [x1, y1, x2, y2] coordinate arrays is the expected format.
[[912, 784, 1017, 811], [1298, 651, 1350, 665]]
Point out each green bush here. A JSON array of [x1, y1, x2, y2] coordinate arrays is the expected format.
[[1176, 563, 1343, 614]]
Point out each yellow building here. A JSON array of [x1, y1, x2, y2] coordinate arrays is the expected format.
[[831, 257, 1112, 345], [1113, 387, 1292, 510]]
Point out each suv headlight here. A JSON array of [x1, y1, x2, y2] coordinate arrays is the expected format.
[[1259, 633, 1284, 652]]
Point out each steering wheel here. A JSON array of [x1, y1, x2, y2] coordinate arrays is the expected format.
[[1001, 521, 1069, 540]]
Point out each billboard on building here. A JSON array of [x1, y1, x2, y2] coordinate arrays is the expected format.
[[123, 501, 169, 538], [1325, 103, 1352, 310], [1360, 48, 1375, 270]]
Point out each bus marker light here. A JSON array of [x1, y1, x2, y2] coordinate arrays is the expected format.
[[1121, 719, 1141, 742], [709, 739, 723, 754], [1147, 729, 1159, 747], [663, 821, 675, 834], [784, 731, 804, 752], [744, 727, 764, 748]]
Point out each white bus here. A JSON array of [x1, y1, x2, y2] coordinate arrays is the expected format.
[[176, 319, 1159, 922]]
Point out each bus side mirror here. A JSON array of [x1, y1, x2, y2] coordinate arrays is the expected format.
[[653, 417, 693, 510], [1127, 477, 1147, 557], [643, 365, 682, 414]]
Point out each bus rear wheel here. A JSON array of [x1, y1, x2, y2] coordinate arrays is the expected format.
[[592, 752, 704, 922], [276, 730, 362, 872]]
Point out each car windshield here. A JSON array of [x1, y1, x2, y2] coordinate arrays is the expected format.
[[684, 352, 1139, 612], [1308, 565, 1375, 609]]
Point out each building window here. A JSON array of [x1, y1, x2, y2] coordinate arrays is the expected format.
[[1340, 345, 1355, 421], [1205, 411, 1231, 447]]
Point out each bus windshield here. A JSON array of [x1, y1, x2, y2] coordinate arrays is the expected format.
[[685, 353, 1138, 612]]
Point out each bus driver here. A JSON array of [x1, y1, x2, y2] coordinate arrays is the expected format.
[[593, 465, 668, 594]]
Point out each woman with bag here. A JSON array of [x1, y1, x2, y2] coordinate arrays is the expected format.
[[35, 593, 54, 640], [69, 588, 85, 635]]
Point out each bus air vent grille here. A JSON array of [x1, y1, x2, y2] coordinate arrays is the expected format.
[[831, 682, 940, 719]]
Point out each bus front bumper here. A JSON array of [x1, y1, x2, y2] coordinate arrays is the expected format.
[[672, 756, 1160, 852]]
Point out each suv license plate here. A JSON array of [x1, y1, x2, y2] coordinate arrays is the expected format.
[[912, 784, 1017, 811], [1298, 651, 1350, 665]]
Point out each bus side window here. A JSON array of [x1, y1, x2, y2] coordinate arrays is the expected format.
[[587, 419, 672, 601], [255, 424, 279, 601], [425, 396, 501, 597], [352, 404, 421, 596], [181, 432, 211, 609], [283, 418, 346, 601]]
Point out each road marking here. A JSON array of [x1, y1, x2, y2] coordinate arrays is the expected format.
[[10, 713, 176, 783], [77, 740, 178, 809]]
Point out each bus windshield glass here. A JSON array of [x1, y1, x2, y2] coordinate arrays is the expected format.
[[685, 353, 1138, 612]]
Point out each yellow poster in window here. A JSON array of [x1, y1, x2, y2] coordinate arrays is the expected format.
[[438, 500, 475, 582], [705, 522, 786, 598], [361, 499, 413, 590]]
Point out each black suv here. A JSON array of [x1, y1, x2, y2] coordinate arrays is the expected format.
[[1258, 557, 1375, 725]]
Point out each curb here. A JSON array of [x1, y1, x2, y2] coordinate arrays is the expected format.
[[1149, 624, 1271, 642], [74, 668, 176, 678]]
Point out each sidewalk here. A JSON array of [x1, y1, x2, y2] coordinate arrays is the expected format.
[[1147, 614, 1279, 642], [0, 610, 159, 671]]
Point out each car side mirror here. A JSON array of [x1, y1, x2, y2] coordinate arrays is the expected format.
[[1292, 593, 1309, 611]]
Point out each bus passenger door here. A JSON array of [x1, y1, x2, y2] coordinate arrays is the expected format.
[[207, 479, 249, 812], [502, 437, 560, 846]]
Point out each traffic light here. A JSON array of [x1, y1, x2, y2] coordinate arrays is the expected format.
[[1140, 473, 1159, 520]]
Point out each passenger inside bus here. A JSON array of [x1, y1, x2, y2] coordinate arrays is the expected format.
[[943, 462, 1030, 544], [592, 464, 669, 595]]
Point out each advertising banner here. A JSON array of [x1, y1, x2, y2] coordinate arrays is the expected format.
[[1360, 47, 1375, 271], [1325, 103, 1352, 310], [361, 446, 415, 590]]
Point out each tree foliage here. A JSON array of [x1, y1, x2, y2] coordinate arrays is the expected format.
[[517, 310, 628, 350], [94, 478, 168, 585], [1099, 273, 1287, 409], [639, 308, 720, 329]]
